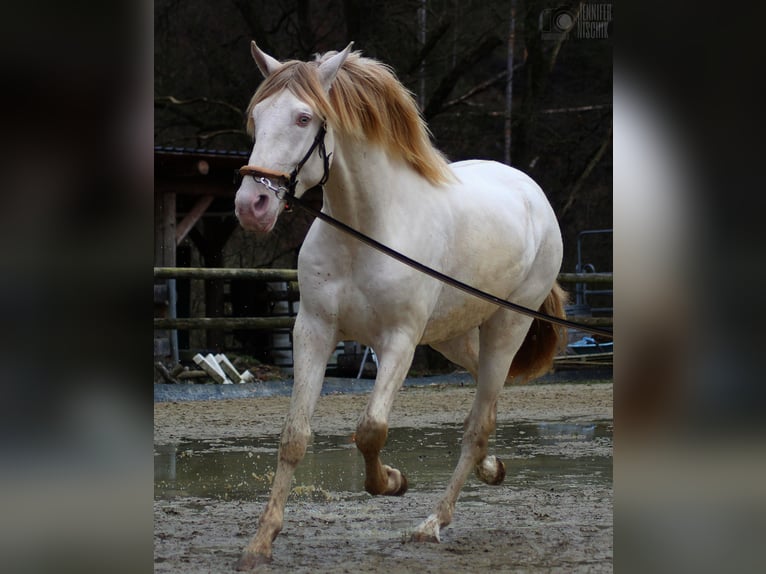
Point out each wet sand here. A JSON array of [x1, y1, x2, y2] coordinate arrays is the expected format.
[[154, 380, 612, 572]]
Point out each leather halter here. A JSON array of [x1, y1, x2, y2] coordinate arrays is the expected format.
[[239, 122, 331, 199]]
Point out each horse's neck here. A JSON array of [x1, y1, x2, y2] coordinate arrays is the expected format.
[[323, 138, 424, 231]]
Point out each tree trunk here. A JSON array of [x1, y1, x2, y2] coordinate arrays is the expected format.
[[417, 0, 427, 110], [504, 0, 517, 165], [297, 0, 316, 56]]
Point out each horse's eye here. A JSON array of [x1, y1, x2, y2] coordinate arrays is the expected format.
[[296, 113, 312, 126]]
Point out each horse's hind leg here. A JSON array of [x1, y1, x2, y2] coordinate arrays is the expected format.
[[355, 332, 418, 496], [431, 330, 505, 486], [236, 315, 337, 570], [413, 312, 532, 542]]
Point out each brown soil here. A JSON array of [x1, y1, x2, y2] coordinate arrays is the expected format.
[[155, 381, 612, 573]]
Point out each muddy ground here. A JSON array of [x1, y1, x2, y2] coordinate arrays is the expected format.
[[154, 380, 613, 572]]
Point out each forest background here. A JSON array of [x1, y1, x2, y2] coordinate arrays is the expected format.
[[155, 0, 612, 276]]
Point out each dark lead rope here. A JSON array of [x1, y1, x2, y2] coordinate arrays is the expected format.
[[284, 189, 614, 339]]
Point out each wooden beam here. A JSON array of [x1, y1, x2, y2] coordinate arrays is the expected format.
[[557, 273, 613, 284], [154, 317, 296, 330], [176, 195, 214, 245], [154, 267, 298, 281], [154, 268, 610, 285], [564, 316, 613, 327], [154, 192, 177, 267], [155, 315, 608, 331]]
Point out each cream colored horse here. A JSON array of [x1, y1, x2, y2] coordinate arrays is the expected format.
[[234, 42, 566, 570]]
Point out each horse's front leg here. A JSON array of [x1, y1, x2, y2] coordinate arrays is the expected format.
[[236, 315, 337, 570], [355, 333, 417, 496]]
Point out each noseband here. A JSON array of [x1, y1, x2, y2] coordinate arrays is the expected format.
[[239, 122, 331, 201]]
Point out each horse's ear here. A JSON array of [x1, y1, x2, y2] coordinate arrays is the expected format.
[[251, 41, 283, 78], [317, 42, 354, 92]]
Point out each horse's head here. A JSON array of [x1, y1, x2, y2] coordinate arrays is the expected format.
[[235, 42, 352, 233]]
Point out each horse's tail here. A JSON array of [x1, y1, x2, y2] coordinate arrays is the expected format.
[[508, 282, 568, 382]]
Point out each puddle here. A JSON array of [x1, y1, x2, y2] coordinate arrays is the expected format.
[[154, 421, 612, 501]]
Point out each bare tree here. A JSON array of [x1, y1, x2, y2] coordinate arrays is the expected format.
[[417, 0, 427, 110], [504, 0, 517, 165]]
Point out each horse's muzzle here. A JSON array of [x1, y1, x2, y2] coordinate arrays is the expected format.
[[235, 177, 281, 233]]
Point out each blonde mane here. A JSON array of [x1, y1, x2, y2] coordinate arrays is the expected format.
[[246, 51, 453, 186]]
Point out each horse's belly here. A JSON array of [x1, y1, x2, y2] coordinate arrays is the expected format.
[[420, 291, 501, 344]]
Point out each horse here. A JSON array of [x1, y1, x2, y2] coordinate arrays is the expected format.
[[233, 42, 566, 570]]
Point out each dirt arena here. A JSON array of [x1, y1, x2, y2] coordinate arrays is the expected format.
[[154, 380, 613, 572]]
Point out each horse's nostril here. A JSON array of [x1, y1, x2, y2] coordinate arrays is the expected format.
[[253, 194, 268, 212]]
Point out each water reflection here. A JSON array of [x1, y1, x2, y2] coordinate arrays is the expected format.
[[154, 421, 612, 501]]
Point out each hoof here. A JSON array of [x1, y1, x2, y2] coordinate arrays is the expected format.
[[385, 466, 408, 496], [411, 514, 441, 543], [475, 455, 506, 485], [367, 466, 408, 496], [235, 550, 271, 571], [390, 468, 408, 496], [410, 530, 440, 543]]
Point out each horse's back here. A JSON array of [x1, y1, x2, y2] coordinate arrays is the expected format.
[[449, 160, 552, 209], [445, 159, 561, 271]]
